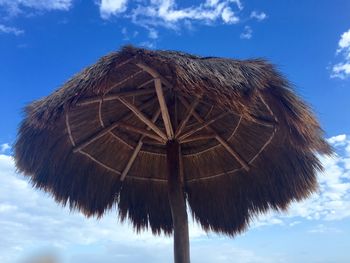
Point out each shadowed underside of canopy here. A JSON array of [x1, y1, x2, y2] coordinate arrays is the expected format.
[[14, 46, 331, 238]]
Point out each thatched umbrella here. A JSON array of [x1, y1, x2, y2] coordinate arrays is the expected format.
[[15, 46, 331, 263]]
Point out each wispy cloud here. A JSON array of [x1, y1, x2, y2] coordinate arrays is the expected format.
[[0, 0, 73, 16], [331, 28, 350, 79], [1, 134, 349, 262], [0, 24, 23, 35], [308, 224, 342, 234], [250, 11, 267, 21], [254, 134, 350, 227], [98, 0, 128, 19], [240, 25, 252, 39], [98, 0, 242, 29], [0, 143, 11, 153], [0, 153, 272, 262]]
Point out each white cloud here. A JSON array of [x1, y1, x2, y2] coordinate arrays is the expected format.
[[253, 134, 350, 227], [0, 24, 23, 35], [331, 28, 350, 79], [327, 134, 346, 145], [148, 28, 158, 39], [308, 224, 342, 234], [121, 27, 138, 40], [139, 40, 155, 49], [0, 143, 11, 152], [0, 153, 274, 262], [221, 6, 239, 24], [240, 25, 252, 39], [0, 0, 73, 16], [250, 11, 267, 21], [332, 63, 350, 79], [338, 29, 350, 50], [98, 0, 128, 19], [0, 134, 349, 261], [101, 0, 242, 29]]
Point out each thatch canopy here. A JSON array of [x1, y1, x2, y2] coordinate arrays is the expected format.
[[15, 46, 331, 236]]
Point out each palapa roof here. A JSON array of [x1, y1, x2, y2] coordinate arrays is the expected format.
[[15, 46, 331, 236]]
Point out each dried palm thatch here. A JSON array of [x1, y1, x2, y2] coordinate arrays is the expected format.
[[15, 46, 331, 245]]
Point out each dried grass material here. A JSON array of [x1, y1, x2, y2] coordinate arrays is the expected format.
[[14, 45, 332, 236], [119, 179, 172, 235], [187, 147, 321, 235]]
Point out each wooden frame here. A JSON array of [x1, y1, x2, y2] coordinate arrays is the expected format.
[[154, 78, 174, 139], [178, 96, 250, 171], [120, 109, 161, 181], [118, 97, 168, 141], [178, 112, 228, 142], [71, 97, 158, 152], [175, 98, 199, 138], [77, 87, 158, 106]]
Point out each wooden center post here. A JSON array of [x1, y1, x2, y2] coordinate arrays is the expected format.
[[166, 140, 190, 263]]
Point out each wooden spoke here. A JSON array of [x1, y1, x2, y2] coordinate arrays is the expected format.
[[178, 96, 250, 171], [118, 122, 165, 143], [115, 58, 135, 69], [118, 97, 168, 140], [180, 94, 277, 127], [154, 78, 174, 139], [178, 112, 228, 142], [142, 137, 165, 145], [77, 87, 158, 106], [72, 97, 157, 153], [175, 98, 199, 138], [105, 70, 144, 93], [120, 109, 161, 181], [173, 94, 178, 130], [248, 115, 277, 127], [79, 150, 121, 175], [73, 122, 120, 153], [135, 63, 173, 88], [180, 133, 215, 144], [137, 79, 154, 89]]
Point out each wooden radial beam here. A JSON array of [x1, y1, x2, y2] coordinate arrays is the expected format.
[[174, 98, 199, 138], [120, 109, 161, 181], [135, 62, 175, 139], [117, 123, 164, 143], [71, 97, 158, 153], [178, 112, 228, 142], [118, 97, 168, 141], [178, 96, 250, 172], [180, 133, 215, 143], [135, 63, 173, 88], [76, 87, 158, 106], [154, 78, 174, 139]]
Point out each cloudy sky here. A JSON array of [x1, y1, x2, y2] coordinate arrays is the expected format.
[[1, 1, 350, 262]]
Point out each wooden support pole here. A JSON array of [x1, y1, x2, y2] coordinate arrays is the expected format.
[[166, 140, 190, 263]]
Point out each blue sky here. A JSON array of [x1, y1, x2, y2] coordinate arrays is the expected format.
[[0, 1, 350, 262]]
